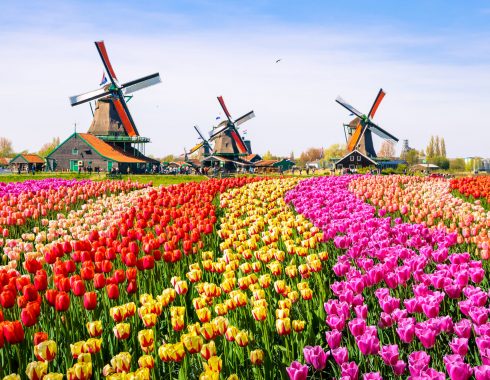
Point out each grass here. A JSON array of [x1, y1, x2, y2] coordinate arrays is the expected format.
[[0, 172, 208, 186]]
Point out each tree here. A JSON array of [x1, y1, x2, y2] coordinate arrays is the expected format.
[[38, 137, 60, 158], [434, 136, 441, 157], [432, 156, 449, 170], [323, 144, 347, 160], [426, 136, 435, 158], [161, 154, 175, 163], [449, 158, 465, 171], [378, 141, 396, 158], [263, 150, 274, 160], [0, 137, 14, 157], [405, 149, 420, 166], [440, 138, 446, 158], [289, 151, 295, 161]]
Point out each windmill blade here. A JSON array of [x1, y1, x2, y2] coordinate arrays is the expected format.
[[121, 73, 161, 94], [112, 97, 139, 137], [368, 122, 399, 142], [368, 88, 386, 119], [94, 41, 119, 86], [230, 128, 248, 154], [189, 143, 204, 154], [209, 123, 229, 141], [217, 96, 232, 121], [69, 87, 110, 106], [347, 121, 365, 151], [335, 96, 364, 118], [194, 125, 207, 142], [235, 111, 255, 127]]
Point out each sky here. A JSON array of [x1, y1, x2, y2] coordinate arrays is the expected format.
[[1, 0, 489, 158]]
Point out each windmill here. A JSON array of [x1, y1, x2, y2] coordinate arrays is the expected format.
[[188, 125, 213, 159], [69, 41, 161, 156], [335, 89, 398, 157], [209, 96, 255, 156]]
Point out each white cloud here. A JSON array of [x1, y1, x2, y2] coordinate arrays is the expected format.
[[0, 22, 489, 158]]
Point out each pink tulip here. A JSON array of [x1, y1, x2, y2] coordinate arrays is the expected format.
[[332, 347, 349, 365], [286, 361, 308, 380], [325, 330, 342, 349], [341, 362, 359, 380], [379, 344, 399, 366]]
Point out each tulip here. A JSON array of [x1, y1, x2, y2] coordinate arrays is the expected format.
[[106, 284, 120, 300], [235, 330, 249, 347], [303, 345, 328, 370], [86, 321, 102, 337], [341, 362, 359, 380], [137, 329, 154, 348], [182, 333, 203, 354], [138, 355, 155, 369], [250, 349, 264, 365], [3, 321, 24, 344], [201, 341, 217, 360], [286, 361, 308, 380], [204, 356, 222, 373], [325, 329, 342, 349], [276, 318, 291, 335], [113, 323, 130, 340], [34, 340, 57, 362], [332, 347, 349, 365], [67, 362, 92, 380], [25, 361, 48, 380], [33, 332, 48, 346], [292, 320, 305, 332], [111, 352, 132, 373], [379, 344, 399, 366], [83, 292, 97, 310]]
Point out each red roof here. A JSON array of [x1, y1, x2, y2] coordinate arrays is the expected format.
[[21, 154, 45, 164], [254, 159, 278, 167], [79, 133, 146, 163]]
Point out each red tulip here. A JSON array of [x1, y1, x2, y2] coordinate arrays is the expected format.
[[126, 267, 137, 281], [106, 284, 119, 300], [127, 280, 137, 294], [45, 289, 58, 306], [113, 269, 125, 284], [94, 274, 106, 289], [21, 306, 38, 327], [34, 274, 47, 292], [33, 331, 48, 345], [3, 321, 25, 344], [80, 266, 94, 281], [23, 284, 38, 302], [55, 292, 70, 312], [0, 290, 16, 308], [83, 292, 97, 310], [72, 280, 86, 297]]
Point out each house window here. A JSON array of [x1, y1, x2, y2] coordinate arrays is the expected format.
[[72, 148, 78, 155], [350, 156, 354, 161], [357, 156, 361, 162], [85, 150, 92, 155]]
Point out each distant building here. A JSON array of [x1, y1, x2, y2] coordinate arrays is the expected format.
[[335, 150, 377, 170], [10, 153, 45, 172], [47, 133, 158, 173]]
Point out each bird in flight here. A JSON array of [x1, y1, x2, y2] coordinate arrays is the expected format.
[[275, 59, 282, 63]]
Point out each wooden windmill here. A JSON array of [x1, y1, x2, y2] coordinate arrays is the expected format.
[[209, 96, 255, 157], [188, 125, 213, 160], [336, 89, 398, 157], [69, 41, 161, 157]]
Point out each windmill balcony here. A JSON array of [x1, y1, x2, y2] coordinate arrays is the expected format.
[[96, 135, 151, 143]]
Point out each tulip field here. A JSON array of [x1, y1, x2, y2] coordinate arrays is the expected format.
[[0, 175, 490, 380]]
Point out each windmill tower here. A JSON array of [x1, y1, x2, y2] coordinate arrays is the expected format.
[[69, 41, 161, 158], [209, 96, 255, 158], [336, 89, 398, 158]]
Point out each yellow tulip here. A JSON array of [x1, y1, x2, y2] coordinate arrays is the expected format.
[[292, 319, 306, 332], [34, 340, 57, 362], [276, 318, 291, 336], [137, 329, 154, 348], [250, 349, 264, 365], [199, 371, 219, 380], [25, 362, 48, 380], [196, 307, 211, 323], [141, 313, 157, 328], [66, 362, 92, 380], [182, 333, 204, 354], [235, 330, 249, 347], [2, 375, 21, 380], [86, 320, 102, 337], [70, 341, 85, 359], [252, 306, 267, 322], [111, 352, 132, 373], [138, 355, 155, 369], [113, 323, 131, 340], [204, 356, 223, 373], [201, 340, 217, 360], [43, 374, 64, 380]]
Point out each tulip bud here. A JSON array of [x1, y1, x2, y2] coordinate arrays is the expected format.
[[25, 361, 48, 380], [86, 321, 102, 337], [250, 349, 264, 365]]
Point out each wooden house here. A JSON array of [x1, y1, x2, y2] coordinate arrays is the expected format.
[[10, 153, 45, 173], [46, 133, 158, 173], [334, 150, 378, 171]]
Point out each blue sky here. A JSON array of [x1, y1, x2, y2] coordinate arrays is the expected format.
[[1, 1, 489, 157]]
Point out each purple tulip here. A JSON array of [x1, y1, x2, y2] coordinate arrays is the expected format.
[[393, 360, 406, 376], [445, 359, 472, 380], [354, 304, 368, 320], [326, 314, 346, 331], [356, 332, 379, 355], [450, 337, 469, 356], [363, 372, 382, 380], [474, 365, 490, 380], [396, 320, 415, 344], [469, 307, 489, 326], [286, 361, 308, 380], [348, 318, 367, 337], [454, 319, 472, 339], [341, 361, 359, 380], [415, 326, 436, 349], [332, 347, 349, 365], [408, 351, 430, 376], [379, 344, 399, 366], [325, 330, 342, 349], [303, 346, 328, 371]]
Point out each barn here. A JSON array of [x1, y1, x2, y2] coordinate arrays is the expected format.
[[9, 153, 45, 173], [334, 150, 378, 171], [46, 133, 158, 173]]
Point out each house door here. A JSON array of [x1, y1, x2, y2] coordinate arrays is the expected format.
[[70, 160, 78, 172], [107, 161, 113, 172]]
